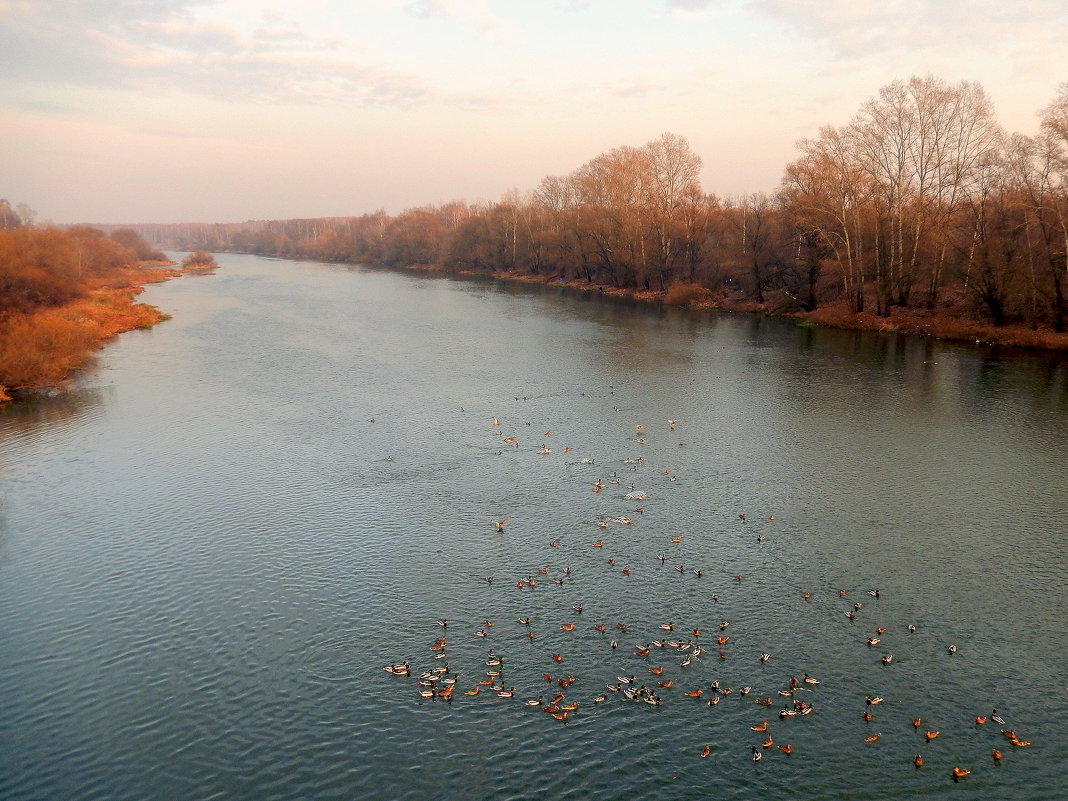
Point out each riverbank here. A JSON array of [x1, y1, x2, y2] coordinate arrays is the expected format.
[[0, 264, 181, 403], [396, 264, 1068, 352]]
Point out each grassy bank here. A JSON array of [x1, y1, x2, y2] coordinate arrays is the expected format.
[[404, 264, 1068, 352], [0, 265, 178, 402]]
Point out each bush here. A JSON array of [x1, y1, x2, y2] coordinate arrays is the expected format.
[[664, 281, 713, 306], [182, 250, 218, 270]]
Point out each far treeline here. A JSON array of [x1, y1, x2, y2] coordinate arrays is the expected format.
[[136, 77, 1068, 343]]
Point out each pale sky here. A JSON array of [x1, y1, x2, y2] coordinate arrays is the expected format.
[[2, 0, 1065, 224]]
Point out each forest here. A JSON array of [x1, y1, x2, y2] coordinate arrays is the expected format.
[[0, 213, 170, 398], [130, 77, 1068, 346]]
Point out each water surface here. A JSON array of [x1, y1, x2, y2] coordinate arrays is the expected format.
[[2, 254, 1066, 800]]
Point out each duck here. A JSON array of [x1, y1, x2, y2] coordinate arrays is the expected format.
[[659, 623, 675, 631], [864, 734, 881, 742], [684, 689, 703, 698], [992, 749, 1002, 761], [648, 665, 665, 675], [991, 710, 1005, 725], [912, 718, 922, 728], [560, 623, 575, 631], [657, 679, 673, 688], [881, 654, 894, 665], [924, 730, 940, 743], [951, 767, 970, 782], [700, 744, 711, 758], [759, 653, 771, 663], [803, 674, 820, 685], [465, 687, 481, 696], [914, 754, 924, 769], [517, 617, 532, 625], [560, 701, 579, 711], [865, 696, 884, 705], [867, 637, 880, 647], [593, 693, 608, 704], [778, 744, 792, 756], [418, 689, 435, 698], [751, 721, 768, 732], [947, 645, 958, 654], [680, 657, 692, 668], [383, 662, 411, 675], [908, 624, 917, 633], [975, 715, 987, 725], [762, 736, 774, 749], [756, 697, 773, 706], [751, 746, 762, 762], [706, 696, 720, 706]]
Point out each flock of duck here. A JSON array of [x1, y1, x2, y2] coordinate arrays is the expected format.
[[382, 412, 1035, 786]]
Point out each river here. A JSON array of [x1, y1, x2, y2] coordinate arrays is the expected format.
[[1, 253, 1066, 800]]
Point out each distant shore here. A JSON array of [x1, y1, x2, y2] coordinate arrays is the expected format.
[[391, 263, 1068, 352]]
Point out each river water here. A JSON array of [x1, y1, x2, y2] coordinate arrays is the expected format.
[[1, 253, 1066, 800]]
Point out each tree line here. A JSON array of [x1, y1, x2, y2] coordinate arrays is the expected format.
[[134, 76, 1068, 333], [0, 220, 166, 317]]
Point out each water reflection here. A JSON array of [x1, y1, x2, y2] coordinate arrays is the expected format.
[[0, 387, 106, 443]]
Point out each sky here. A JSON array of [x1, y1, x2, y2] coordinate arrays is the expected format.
[[1, 0, 1065, 224]]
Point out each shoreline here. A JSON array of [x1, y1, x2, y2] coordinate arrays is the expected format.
[[0, 263, 184, 404], [389, 263, 1068, 353]]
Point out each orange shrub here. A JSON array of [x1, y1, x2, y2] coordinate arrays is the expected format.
[[664, 281, 714, 306]]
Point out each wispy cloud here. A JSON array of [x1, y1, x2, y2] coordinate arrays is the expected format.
[[0, 0, 489, 107], [403, 0, 525, 44], [753, 0, 1065, 59]]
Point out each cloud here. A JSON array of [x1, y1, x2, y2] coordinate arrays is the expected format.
[[752, 0, 1067, 59], [0, 0, 483, 108], [665, 0, 718, 10], [403, 0, 525, 44]]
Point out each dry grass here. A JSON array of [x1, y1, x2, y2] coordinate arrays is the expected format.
[[664, 281, 715, 306], [797, 302, 1068, 350], [0, 268, 173, 397]]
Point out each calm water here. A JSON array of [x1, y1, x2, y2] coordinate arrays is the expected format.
[[2, 254, 1067, 801]]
